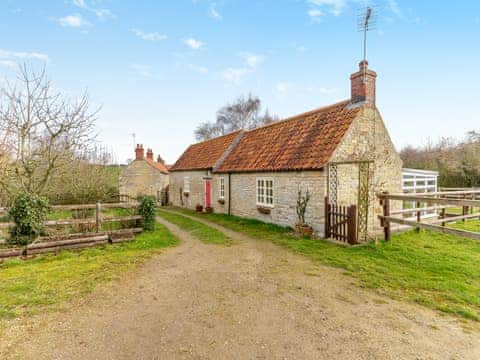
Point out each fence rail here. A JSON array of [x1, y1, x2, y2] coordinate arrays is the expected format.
[[378, 189, 480, 241], [0, 200, 144, 261]]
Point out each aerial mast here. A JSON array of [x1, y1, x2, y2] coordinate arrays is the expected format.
[[357, 4, 378, 73]]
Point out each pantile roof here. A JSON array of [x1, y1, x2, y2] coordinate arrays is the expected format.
[[170, 131, 241, 171], [145, 158, 169, 174], [216, 100, 362, 172]]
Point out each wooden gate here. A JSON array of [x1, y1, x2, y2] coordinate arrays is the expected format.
[[324, 197, 358, 245]]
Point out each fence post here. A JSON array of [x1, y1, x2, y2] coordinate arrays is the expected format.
[[441, 207, 446, 227], [96, 202, 102, 233], [347, 205, 357, 245], [382, 192, 391, 241], [416, 201, 421, 232], [324, 196, 330, 239]]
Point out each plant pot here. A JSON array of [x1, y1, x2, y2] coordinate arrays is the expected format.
[[295, 223, 314, 237], [205, 206, 213, 214], [218, 199, 225, 205], [195, 205, 203, 213], [257, 206, 271, 215]]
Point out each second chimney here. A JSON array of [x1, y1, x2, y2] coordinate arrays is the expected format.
[[157, 155, 165, 164], [350, 60, 377, 107], [146, 148, 154, 161]]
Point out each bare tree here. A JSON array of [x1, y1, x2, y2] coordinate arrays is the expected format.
[[194, 122, 223, 142], [194, 94, 278, 141], [0, 65, 98, 197]]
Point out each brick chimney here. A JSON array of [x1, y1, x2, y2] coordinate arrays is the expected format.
[[350, 60, 377, 107], [146, 148, 154, 161], [157, 154, 165, 164], [135, 144, 144, 160]]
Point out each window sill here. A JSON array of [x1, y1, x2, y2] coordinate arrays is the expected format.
[[257, 205, 273, 215]]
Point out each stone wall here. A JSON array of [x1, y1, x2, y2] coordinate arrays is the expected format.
[[229, 171, 326, 232], [330, 106, 403, 236], [119, 160, 169, 199], [169, 170, 230, 213]]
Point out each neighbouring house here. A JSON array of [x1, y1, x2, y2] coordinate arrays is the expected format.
[[119, 144, 169, 201], [170, 61, 403, 240]]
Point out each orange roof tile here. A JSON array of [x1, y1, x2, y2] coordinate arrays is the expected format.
[[145, 158, 169, 174], [216, 100, 362, 173], [170, 131, 242, 171]]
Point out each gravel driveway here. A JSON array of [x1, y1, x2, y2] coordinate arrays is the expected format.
[[1, 215, 479, 359]]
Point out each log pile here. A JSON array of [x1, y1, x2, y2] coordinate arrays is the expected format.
[[0, 228, 143, 261]]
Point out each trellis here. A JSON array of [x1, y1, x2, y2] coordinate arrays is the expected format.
[[326, 160, 373, 243]]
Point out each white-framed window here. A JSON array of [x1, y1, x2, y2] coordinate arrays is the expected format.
[[219, 177, 225, 199], [257, 178, 274, 207], [183, 176, 190, 193]]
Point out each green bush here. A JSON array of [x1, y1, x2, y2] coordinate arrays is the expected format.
[[137, 196, 157, 231], [8, 193, 50, 245]]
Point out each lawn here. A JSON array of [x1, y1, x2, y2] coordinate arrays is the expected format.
[[157, 209, 231, 245], [171, 207, 480, 321], [0, 223, 178, 320]]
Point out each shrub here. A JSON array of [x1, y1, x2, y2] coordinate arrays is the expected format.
[[137, 196, 156, 231], [8, 193, 50, 245]]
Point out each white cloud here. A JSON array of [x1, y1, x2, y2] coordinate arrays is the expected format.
[[0, 60, 17, 69], [308, 8, 323, 21], [307, 0, 346, 21], [306, 85, 337, 95], [187, 64, 209, 74], [221, 52, 265, 84], [241, 52, 265, 69], [221, 68, 249, 84], [130, 64, 152, 78], [59, 14, 90, 27], [131, 29, 167, 42], [0, 48, 50, 62], [209, 3, 222, 20], [73, 0, 116, 21], [184, 38, 204, 50], [276, 82, 288, 95], [387, 0, 402, 18]]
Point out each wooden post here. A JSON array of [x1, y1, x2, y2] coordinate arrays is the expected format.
[[441, 207, 446, 227], [96, 202, 102, 233], [347, 205, 357, 245], [382, 193, 391, 241], [416, 201, 421, 232], [324, 197, 330, 239]]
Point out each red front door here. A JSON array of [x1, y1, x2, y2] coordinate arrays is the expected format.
[[205, 179, 212, 208]]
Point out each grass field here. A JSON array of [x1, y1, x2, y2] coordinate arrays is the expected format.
[[157, 209, 231, 245], [0, 223, 178, 320], [171, 208, 480, 321]]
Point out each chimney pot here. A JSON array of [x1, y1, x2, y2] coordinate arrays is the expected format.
[[157, 155, 165, 164]]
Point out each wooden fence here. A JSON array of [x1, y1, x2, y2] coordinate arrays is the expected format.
[[324, 197, 357, 245], [0, 201, 144, 261], [378, 189, 480, 241]]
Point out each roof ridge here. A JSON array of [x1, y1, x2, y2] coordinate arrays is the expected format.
[[190, 129, 242, 147], [243, 99, 351, 133]]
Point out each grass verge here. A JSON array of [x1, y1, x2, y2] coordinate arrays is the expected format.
[[157, 209, 231, 246], [0, 223, 178, 320], [173, 207, 480, 321]]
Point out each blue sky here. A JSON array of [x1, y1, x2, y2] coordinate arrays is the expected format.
[[1, 0, 479, 164]]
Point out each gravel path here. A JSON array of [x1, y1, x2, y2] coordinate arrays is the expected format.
[[1, 214, 479, 359]]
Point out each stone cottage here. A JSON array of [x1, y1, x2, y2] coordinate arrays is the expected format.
[[170, 61, 402, 240], [119, 144, 169, 201]]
